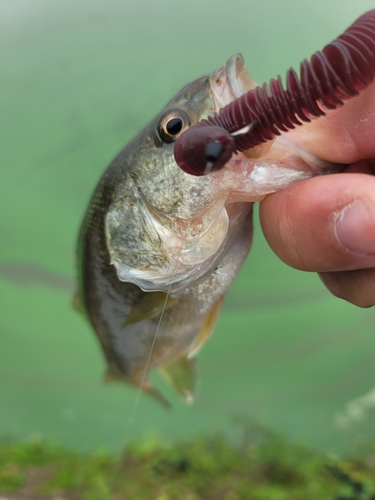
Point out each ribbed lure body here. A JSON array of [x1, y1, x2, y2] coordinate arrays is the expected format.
[[174, 10, 375, 175]]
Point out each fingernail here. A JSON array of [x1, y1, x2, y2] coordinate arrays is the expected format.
[[335, 200, 375, 256]]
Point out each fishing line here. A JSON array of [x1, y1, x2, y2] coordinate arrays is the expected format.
[[126, 283, 172, 428]]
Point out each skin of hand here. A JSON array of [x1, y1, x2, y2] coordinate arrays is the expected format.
[[259, 83, 375, 307]]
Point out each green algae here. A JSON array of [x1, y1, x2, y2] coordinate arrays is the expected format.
[[1, 427, 375, 500]]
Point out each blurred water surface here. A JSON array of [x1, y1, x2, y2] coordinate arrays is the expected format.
[[1, 0, 375, 454]]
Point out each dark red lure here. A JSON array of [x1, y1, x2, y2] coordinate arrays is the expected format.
[[174, 10, 375, 176]]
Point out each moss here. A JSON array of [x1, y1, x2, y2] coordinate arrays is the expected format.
[[1, 429, 375, 500]]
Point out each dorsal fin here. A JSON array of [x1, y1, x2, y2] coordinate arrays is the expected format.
[[104, 366, 171, 409]]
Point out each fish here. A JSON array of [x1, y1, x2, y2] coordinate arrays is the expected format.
[[76, 54, 338, 406]]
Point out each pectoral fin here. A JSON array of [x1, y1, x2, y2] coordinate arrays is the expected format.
[[123, 291, 178, 327], [188, 297, 223, 358], [72, 292, 84, 314], [160, 356, 197, 403]]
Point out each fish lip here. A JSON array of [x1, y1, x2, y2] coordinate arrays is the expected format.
[[210, 54, 255, 110], [225, 53, 255, 99]]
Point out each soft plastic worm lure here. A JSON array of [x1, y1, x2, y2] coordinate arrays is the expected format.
[[174, 10, 375, 176]]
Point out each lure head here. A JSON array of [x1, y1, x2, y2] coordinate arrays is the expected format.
[[174, 125, 236, 176]]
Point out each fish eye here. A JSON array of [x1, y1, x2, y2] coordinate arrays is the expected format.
[[157, 110, 191, 144]]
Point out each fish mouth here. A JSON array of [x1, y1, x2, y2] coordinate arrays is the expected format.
[[210, 54, 256, 111], [208, 55, 342, 202]]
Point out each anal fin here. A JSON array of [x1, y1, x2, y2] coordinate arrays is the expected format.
[[160, 356, 197, 404]]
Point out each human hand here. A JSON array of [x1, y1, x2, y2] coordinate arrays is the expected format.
[[259, 83, 375, 307]]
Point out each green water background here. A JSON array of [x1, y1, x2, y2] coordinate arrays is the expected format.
[[1, 0, 375, 455]]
